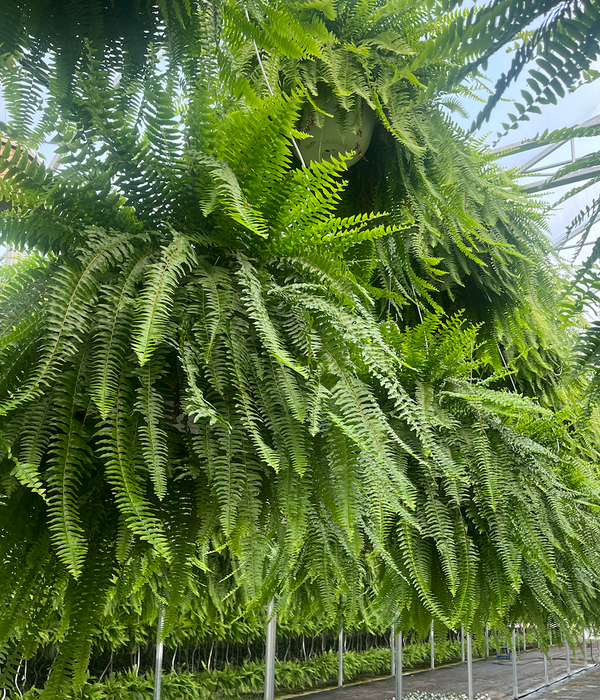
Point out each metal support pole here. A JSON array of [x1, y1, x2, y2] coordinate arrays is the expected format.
[[596, 635, 599, 663], [522, 626, 526, 652], [566, 638, 571, 677], [338, 627, 343, 687], [153, 610, 164, 700], [466, 631, 473, 700], [395, 630, 403, 700], [549, 627, 552, 647], [264, 599, 277, 700], [543, 651, 549, 686], [461, 626, 465, 663], [512, 627, 518, 700], [430, 620, 435, 670], [391, 624, 396, 677], [485, 623, 489, 658], [583, 630, 588, 668]]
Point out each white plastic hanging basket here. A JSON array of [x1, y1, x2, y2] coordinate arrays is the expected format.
[[297, 100, 376, 167]]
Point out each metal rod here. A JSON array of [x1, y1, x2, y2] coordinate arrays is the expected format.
[[338, 627, 343, 687], [395, 630, 403, 700], [264, 599, 277, 700], [543, 649, 549, 686], [485, 623, 489, 658], [461, 626, 465, 663], [430, 620, 435, 670], [583, 630, 588, 668], [391, 624, 396, 677], [512, 627, 518, 700], [522, 626, 526, 652], [466, 631, 473, 700], [596, 635, 599, 663], [566, 638, 571, 677], [153, 610, 164, 700]]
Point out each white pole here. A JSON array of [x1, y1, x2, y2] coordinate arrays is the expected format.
[[596, 635, 599, 664], [467, 631, 473, 700], [512, 627, 518, 700], [461, 626, 465, 663], [565, 638, 571, 677], [153, 610, 164, 700], [264, 599, 277, 700], [539, 631, 548, 687], [391, 624, 396, 676], [395, 630, 403, 700], [583, 630, 588, 668], [485, 623, 489, 658], [338, 627, 343, 687], [522, 625, 526, 652], [430, 620, 435, 670]]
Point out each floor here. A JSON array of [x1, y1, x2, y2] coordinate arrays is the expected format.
[[291, 645, 600, 699]]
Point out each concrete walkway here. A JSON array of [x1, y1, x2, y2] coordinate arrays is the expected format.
[[292, 646, 599, 700]]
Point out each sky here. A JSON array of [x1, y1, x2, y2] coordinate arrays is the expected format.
[[455, 47, 600, 262]]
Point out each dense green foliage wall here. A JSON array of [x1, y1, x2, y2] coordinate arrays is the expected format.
[[1, 1, 600, 696]]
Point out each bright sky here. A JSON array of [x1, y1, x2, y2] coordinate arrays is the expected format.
[[461, 48, 600, 261]]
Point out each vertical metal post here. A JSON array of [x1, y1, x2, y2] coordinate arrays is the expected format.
[[461, 626, 465, 663], [391, 624, 396, 677], [395, 630, 403, 700], [539, 632, 549, 687], [549, 627, 552, 647], [264, 599, 277, 700], [522, 626, 526, 652], [338, 627, 343, 687], [153, 610, 164, 700], [485, 623, 489, 658], [512, 627, 518, 700], [596, 635, 599, 664], [430, 620, 435, 670], [583, 630, 588, 668], [565, 638, 571, 677], [466, 631, 473, 700]]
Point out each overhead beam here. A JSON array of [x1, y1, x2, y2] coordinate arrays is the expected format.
[[491, 114, 600, 159], [521, 164, 600, 194]]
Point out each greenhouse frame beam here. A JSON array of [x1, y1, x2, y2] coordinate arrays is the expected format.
[[554, 211, 600, 251], [492, 115, 600, 199], [491, 114, 600, 161], [521, 163, 600, 194]]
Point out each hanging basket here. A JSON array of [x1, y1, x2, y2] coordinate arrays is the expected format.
[[297, 100, 376, 168]]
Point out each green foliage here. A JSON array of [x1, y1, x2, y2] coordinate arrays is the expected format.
[[18, 639, 494, 699], [1, 1, 600, 696]]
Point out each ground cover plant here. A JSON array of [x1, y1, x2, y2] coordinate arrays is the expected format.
[[2, 1, 600, 697], [14, 639, 493, 699]]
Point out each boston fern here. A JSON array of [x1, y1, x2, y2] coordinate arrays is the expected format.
[[1, 1, 600, 696]]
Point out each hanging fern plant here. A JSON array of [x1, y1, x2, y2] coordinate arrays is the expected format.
[[1, 1, 600, 696]]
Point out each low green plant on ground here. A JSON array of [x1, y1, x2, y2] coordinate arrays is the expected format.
[[19, 639, 495, 699]]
